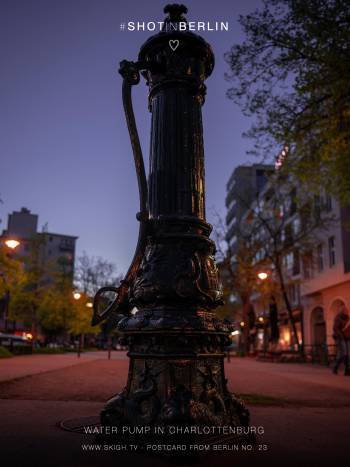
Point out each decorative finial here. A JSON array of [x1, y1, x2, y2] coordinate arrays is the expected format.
[[164, 4, 188, 20], [163, 4, 188, 31]]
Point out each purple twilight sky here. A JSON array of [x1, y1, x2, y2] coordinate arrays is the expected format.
[[0, 0, 262, 275]]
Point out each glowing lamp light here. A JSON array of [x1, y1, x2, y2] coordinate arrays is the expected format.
[[73, 292, 81, 300], [86, 302, 93, 308], [275, 146, 288, 171], [25, 333, 33, 340], [258, 316, 264, 323], [240, 321, 245, 327], [231, 330, 239, 336], [257, 271, 268, 281], [5, 239, 20, 249]]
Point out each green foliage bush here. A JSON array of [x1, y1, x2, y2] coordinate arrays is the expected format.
[[0, 346, 13, 358]]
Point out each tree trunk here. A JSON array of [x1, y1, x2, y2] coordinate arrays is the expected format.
[[31, 316, 37, 351], [275, 263, 303, 355], [241, 295, 251, 355]]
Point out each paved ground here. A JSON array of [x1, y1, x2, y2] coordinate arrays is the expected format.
[[0, 350, 127, 382], [0, 352, 349, 466], [226, 357, 350, 406]]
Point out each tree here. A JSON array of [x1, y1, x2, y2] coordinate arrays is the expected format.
[[8, 237, 75, 345], [69, 293, 97, 337], [75, 251, 121, 297], [36, 280, 74, 338], [0, 246, 27, 331], [8, 236, 46, 345], [235, 168, 335, 354], [213, 209, 279, 354], [226, 0, 350, 205], [1, 240, 108, 345]]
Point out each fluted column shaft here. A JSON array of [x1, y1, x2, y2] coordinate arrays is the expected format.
[[148, 85, 205, 219]]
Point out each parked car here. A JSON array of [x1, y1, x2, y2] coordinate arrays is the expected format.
[[0, 333, 32, 354]]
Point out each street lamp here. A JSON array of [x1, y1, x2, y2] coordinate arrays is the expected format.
[[72, 291, 86, 358], [4, 239, 20, 250], [257, 271, 268, 281], [256, 271, 273, 354]]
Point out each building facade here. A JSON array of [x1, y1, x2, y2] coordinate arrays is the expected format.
[[225, 164, 273, 252], [0, 208, 78, 334], [301, 204, 350, 360], [226, 165, 350, 361], [1, 207, 77, 279]]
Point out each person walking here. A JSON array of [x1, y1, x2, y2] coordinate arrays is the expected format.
[[332, 304, 350, 375]]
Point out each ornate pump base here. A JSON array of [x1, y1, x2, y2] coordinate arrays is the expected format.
[[100, 311, 250, 448]]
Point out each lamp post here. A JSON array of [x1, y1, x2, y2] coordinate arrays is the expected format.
[[73, 291, 82, 357], [257, 269, 276, 354], [92, 4, 250, 447], [73, 291, 93, 357]]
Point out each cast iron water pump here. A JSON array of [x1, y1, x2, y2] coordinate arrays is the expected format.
[[92, 4, 250, 446]]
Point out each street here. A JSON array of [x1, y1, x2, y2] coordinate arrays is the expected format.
[[0, 352, 349, 466]]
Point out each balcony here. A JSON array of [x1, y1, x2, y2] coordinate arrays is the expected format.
[[226, 206, 236, 227]]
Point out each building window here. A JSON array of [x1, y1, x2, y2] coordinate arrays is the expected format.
[[303, 251, 314, 279], [325, 194, 332, 211], [60, 238, 74, 251], [255, 249, 264, 263], [278, 204, 284, 219], [300, 202, 312, 231], [292, 249, 300, 276], [328, 236, 336, 267], [317, 244, 324, 272], [284, 252, 293, 270], [284, 224, 293, 246], [288, 283, 300, 306], [288, 284, 295, 305], [292, 217, 300, 236], [290, 188, 297, 216], [314, 194, 322, 221]]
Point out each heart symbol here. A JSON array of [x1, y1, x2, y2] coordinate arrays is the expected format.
[[169, 39, 179, 51]]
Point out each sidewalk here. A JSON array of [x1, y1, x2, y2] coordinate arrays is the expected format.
[[225, 357, 350, 406], [0, 355, 349, 466], [1, 399, 347, 467], [0, 350, 127, 382]]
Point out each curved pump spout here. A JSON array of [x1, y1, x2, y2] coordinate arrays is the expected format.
[[91, 60, 149, 327]]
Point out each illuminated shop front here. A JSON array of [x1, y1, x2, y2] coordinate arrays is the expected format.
[[253, 310, 303, 353], [278, 310, 303, 351]]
